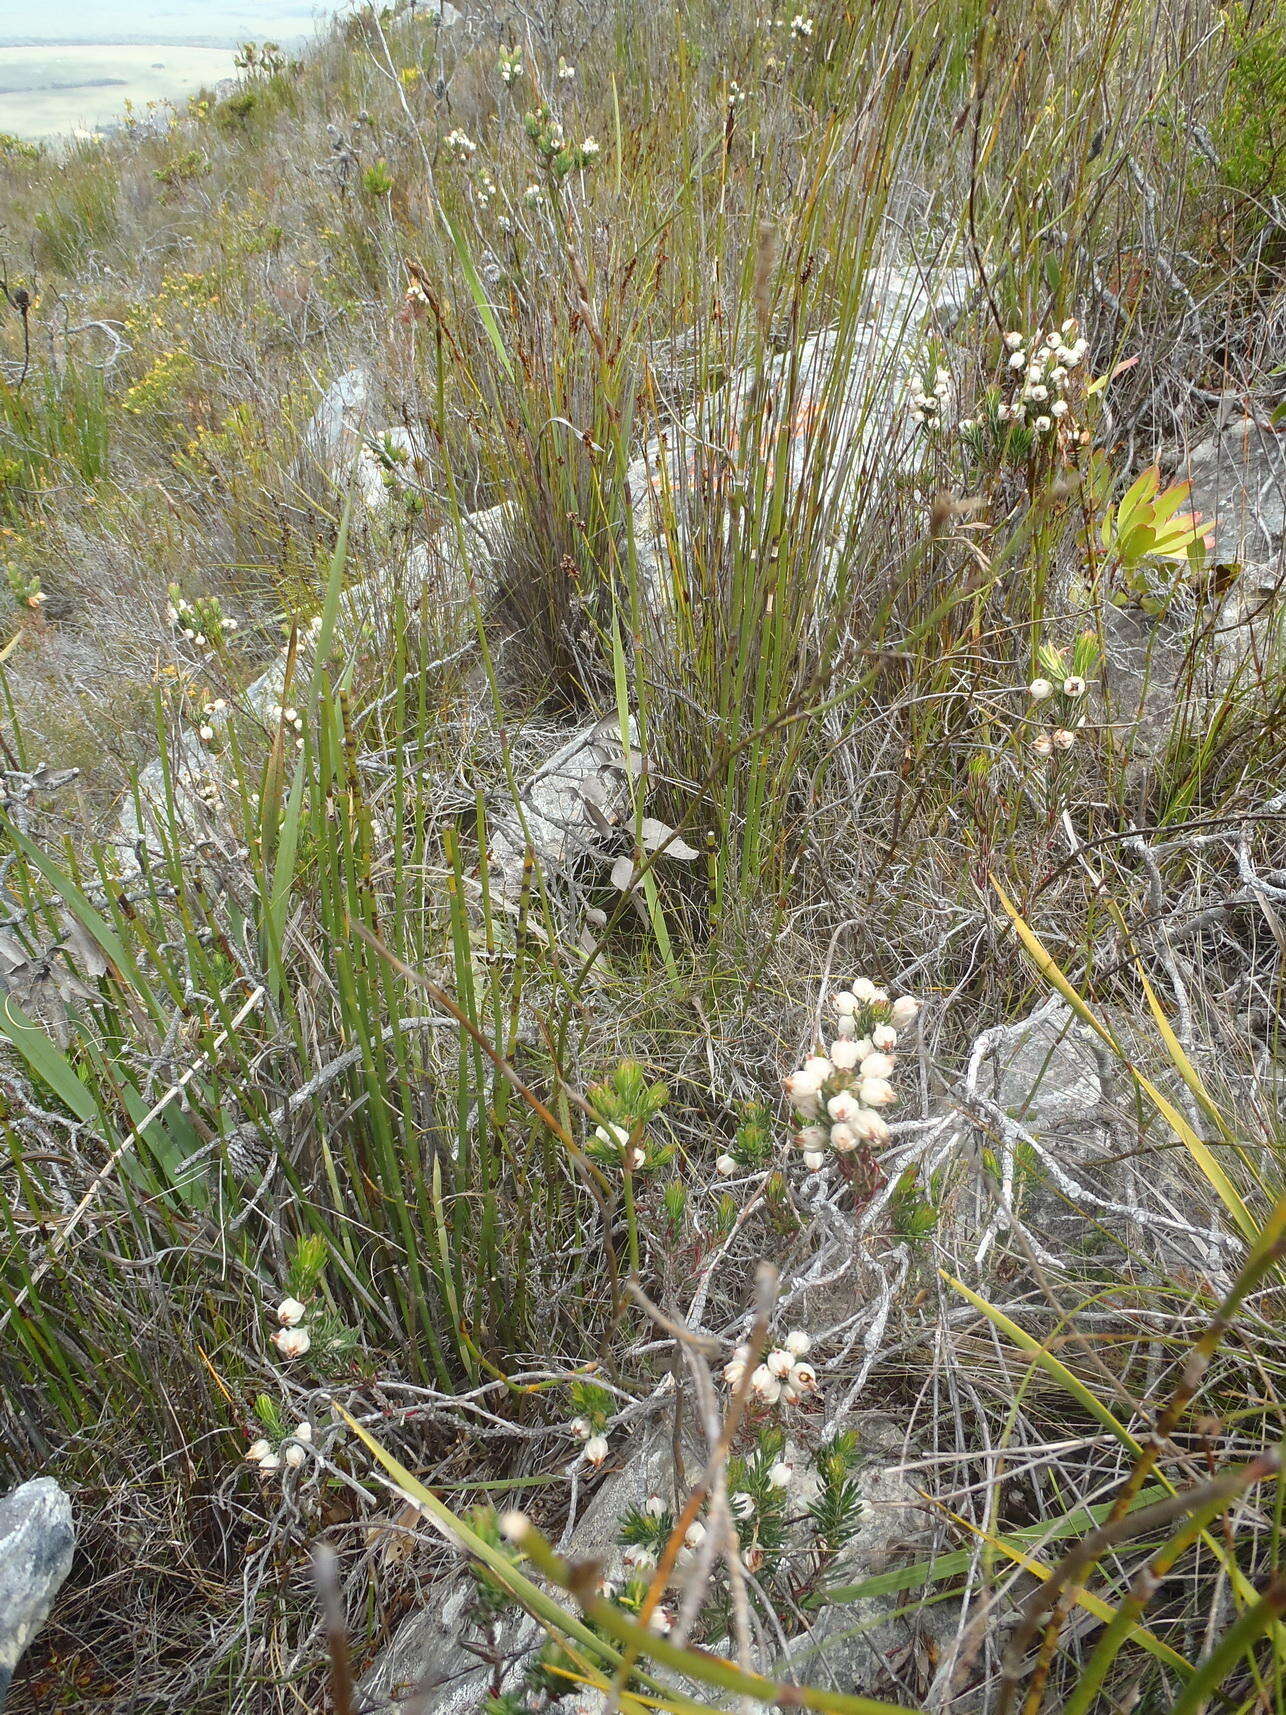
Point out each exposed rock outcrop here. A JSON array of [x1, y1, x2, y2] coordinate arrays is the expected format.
[[0, 1477, 75, 1709]]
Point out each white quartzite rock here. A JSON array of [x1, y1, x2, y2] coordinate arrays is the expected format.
[[0, 1477, 75, 1709]]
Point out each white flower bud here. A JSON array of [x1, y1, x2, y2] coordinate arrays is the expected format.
[[1062, 676, 1087, 698], [723, 1358, 747, 1386], [789, 1362, 818, 1392], [889, 997, 919, 1029], [246, 1438, 271, 1463], [768, 1460, 793, 1488], [803, 1055, 832, 1080], [830, 1039, 860, 1070], [871, 1024, 897, 1050], [796, 1125, 827, 1151], [826, 1090, 859, 1123], [258, 1451, 281, 1472], [828, 1123, 857, 1153], [859, 1051, 895, 1080], [858, 1076, 896, 1108], [584, 1434, 610, 1466], [273, 1326, 311, 1360], [500, 1509, 530, 1542], [1004, 331, 1024, 349], [767, 1348, 793, 1377], [644, 1493, 666, 1518], [293, 1421, 312, 1442], [750, 1365, 781, 1403], [850, 1107, 890, 1144], [850, 978, 877, 1002], [570, 1416, 591, 1439], [729, 1491, 755, 1519], [1052, 727, 1076, 750], [1029, 677, 1054, 700], [1031, 732, 1054, 756], [786, 1064, 823, 1099], [833, 991, 858, 1016], [802, 1150, 826, 1170], [715, 1153, 739, 1176], [835, 1014, 856, 1039], [785, 1329, 812, 1356], [685, 1520, 706, 1547], [276, 1297, 306, 1326], [594, 1122, 631, 1150], [1009, 350, 1027, 370], [284, 1441, 306, 1468]]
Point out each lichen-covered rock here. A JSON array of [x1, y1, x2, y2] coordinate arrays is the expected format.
[[0, 1477, 75, 1709], [1182, 411, 1286, 563], [303, 366, 371, 474], [988, 1000, 1102, 1125], [357, 1572, 539, 1715]]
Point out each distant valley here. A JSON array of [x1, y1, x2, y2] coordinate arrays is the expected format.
[[0, 1, 319, 139]]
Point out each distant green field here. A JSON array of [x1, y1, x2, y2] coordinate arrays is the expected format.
[[0, 44, 239, 139]]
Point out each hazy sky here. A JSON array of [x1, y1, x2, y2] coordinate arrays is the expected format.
[[0, 0, 324, 45]]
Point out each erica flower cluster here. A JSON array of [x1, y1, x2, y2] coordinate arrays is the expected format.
[[196, 696, 227, 744], [270, 1294, 313, 1361], [723, 1329, 817, 1407], [968, 319, 1088, 439], [245, 1419, 311, 1475], [1024, 634, 1099, 758], [569, 1415, 610, 1467], [267, 700, 306, 750], [522, 106, 600, 178], [784, 982, 919, 1169], [167, 582, 237, 645], [586, 1061, 669, 1173], [591, 1122, 645, 1170], [444, 127, 476, 161], [909, 365, 951, 428]]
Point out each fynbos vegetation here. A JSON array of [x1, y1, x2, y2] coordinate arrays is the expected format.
[[0, 2, 1284, 1712]]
